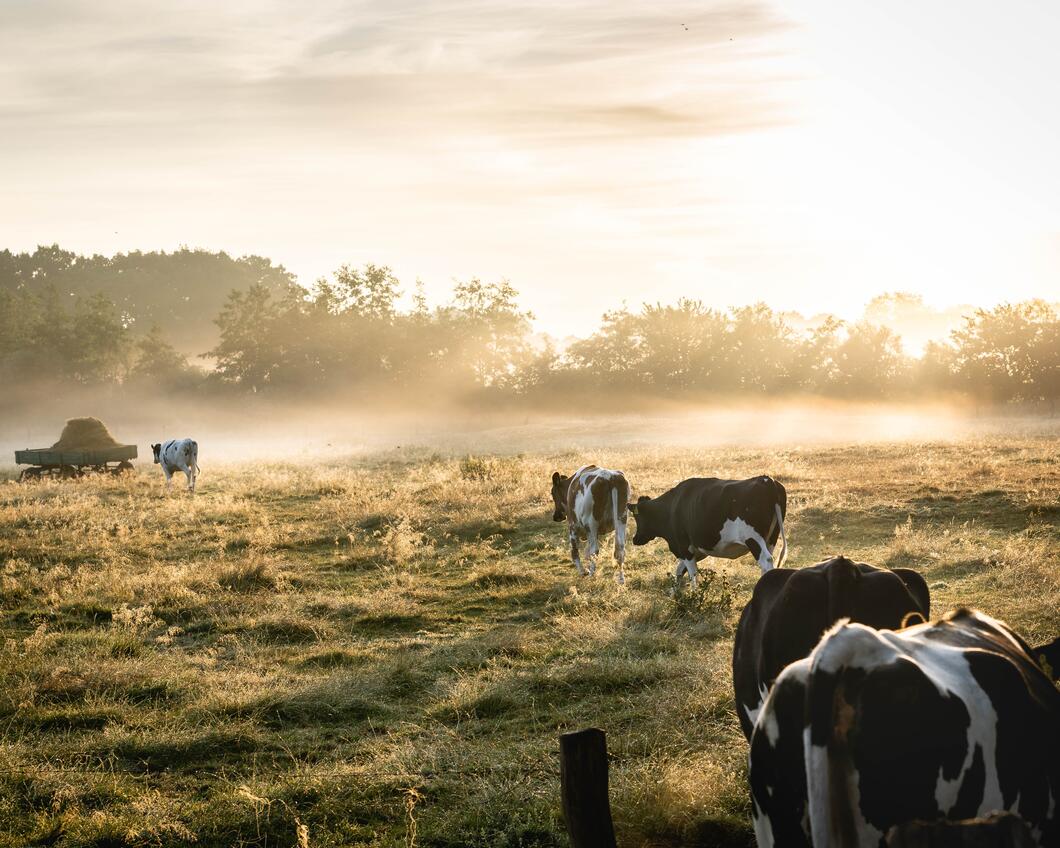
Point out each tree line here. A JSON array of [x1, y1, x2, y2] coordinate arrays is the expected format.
[[0, 245, 294, 355], [1, 246, 1057, 408]]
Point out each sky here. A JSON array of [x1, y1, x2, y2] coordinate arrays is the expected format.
[[2, 0, 1059, 337]]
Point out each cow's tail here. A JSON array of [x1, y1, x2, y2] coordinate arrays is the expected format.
[[774, 502, 788, 568], [612, 486, 626, 552], [804, 623, 870, 848]]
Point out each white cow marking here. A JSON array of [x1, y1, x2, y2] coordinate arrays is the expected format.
[[693, 517, 776, 574], [743, 682, 771, 729], [156, 438, 199, 492], [802, 613, 1021, 847], [564, 466, 629, 585]]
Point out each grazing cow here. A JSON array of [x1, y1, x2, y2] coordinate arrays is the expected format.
[[551, 465, 630, 584], [748, 609, 1060, 848], [732, 555, 929, 740], [152, 439, 199, 491], [628, 475, 787, 589]]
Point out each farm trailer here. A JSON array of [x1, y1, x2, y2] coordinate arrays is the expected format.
[[14, 445, 137, 481]]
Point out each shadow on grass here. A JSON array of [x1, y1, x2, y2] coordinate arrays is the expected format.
[[684, 818, 755, 848], [798, 489, 1037, 544], [442, 511, 550, 547], [294, 648, 366, 670], [103, 728, 270, 773], [349, 611, 427, 634], [221, 686, 388, 730], [20, 706, 121, 732]]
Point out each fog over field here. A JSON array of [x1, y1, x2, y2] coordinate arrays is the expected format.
[[3, 395, 1058, 477]]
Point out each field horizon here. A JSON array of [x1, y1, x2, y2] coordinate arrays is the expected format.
[[1, 424, 1058, 847]]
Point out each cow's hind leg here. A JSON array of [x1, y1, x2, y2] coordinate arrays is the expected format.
[[586, 523, 600, 578], [673, 558, 699, 591], [613, 530, 626, 586], [185, 467, 195, 492], [569, 524, 585, 576], [673, 559, 687, 587]]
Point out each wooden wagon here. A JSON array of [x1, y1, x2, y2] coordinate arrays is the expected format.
[[15, 445, 137, 481]]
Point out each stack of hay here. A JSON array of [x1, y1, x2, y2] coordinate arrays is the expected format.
[[50, 417, 122, 450]]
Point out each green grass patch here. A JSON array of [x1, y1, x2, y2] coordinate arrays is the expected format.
[[0, 433, 1056, 846]]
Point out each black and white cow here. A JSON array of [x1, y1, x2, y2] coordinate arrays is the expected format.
[[732, 556, 929, 740], [550, 465, 630, 584], [748, 609, 1060, 847], [629, 476, 787, 588], [151, 439, 199, 491]]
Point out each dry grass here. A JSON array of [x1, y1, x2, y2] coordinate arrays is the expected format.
[[0, 432, 1057, 847]]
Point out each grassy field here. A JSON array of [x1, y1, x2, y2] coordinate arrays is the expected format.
[[1, 434, 1058, 847]]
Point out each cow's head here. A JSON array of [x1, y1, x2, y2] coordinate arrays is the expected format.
[[630, 496, 657, 545], [550, 472, 570, 521], [151, 443, 162, 463]]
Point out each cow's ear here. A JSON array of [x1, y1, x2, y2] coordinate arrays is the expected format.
[[552, 471, 561, 485], [628, 501, 638, 516]]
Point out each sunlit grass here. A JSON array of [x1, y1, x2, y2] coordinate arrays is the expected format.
[[0, 433, 1057, 847]]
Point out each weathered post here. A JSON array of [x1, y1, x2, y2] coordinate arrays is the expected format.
[[559, 727, 617, 848]]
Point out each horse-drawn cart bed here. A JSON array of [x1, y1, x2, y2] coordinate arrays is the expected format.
[[15, 445, 137, 481]]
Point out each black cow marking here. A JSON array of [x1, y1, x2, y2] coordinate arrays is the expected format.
[[748, 609, 1060, 847], [732, 555, 929, 740], [630, 475, 787, 588], [152, 438, 199, 491]]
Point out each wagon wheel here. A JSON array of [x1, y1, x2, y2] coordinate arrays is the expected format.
[[113, 461, 134, 476], [19, 467, 43, 483], [59, 465, 82, 479]]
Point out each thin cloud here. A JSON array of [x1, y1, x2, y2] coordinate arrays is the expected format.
[[0, 0, 793, 148]]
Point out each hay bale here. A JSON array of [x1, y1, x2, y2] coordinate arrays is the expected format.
[[50, 417, 122, 450]]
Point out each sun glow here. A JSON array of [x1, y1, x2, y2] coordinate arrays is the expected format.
[[2, 1, 1058, 336]]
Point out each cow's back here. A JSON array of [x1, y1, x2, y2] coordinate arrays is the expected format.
[[669, 477, 727, 528], [734, 556, 930, 740], [799, 612, 1060, 846], [566, 466, 629, 534]]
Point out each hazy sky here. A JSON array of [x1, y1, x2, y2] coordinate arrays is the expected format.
[[3, 0, 1059, 335]]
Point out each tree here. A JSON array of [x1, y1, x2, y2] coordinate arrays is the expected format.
[[831, 322, 908, 397], [950, 301, 1059, 404], [915, 340, 958, 395], [567, 307, 645, 385], [790, 316, 843, 393], [0, 245, 298, 354], [209, 284, 294, 391], [130, 325, 196, 389], [435, 279, 534, 387], [638, 300, 727, 390], [328, 264, 401, 321], [68, 292, 132, 383], [725, 304, 795, 393]]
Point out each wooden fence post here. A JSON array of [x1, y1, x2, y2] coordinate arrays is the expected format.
[[559, 727, 617, 848]]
